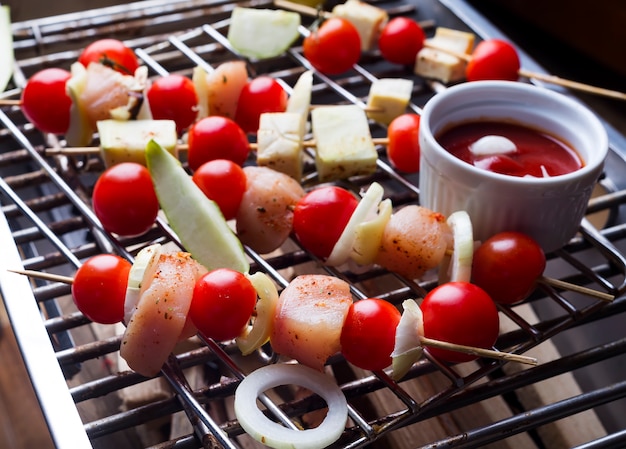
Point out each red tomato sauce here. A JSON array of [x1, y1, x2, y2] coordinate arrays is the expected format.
[[436, 120, 583, 177]]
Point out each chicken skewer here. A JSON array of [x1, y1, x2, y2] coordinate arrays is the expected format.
[[423, 40, 626, 101], [7, 266, 537, 366]]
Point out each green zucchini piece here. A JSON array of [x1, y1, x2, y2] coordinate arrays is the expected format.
[[145, 140, 250, 274], [227, 7, 301, 60], [98, 119, 177, 167]]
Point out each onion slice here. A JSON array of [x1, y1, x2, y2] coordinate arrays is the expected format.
[[439, 210, 474, 283], [124, 243, 162, 325], [236, 272, 279, 356], [234, 364, 348, 449], [351, 198, 392, 266], [326, 182, 385, 266], [391, 299, 424, 381]]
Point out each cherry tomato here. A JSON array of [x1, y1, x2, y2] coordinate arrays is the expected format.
[[378, 17, 425, 66], [187, 116, 250, 170], [189, 268, 257, 341], [292, 186, 359, 260], [71, 254, 131, 324], [21, 68, 72, 135], [421, 282, 499, 363], [192, 159, 247, 220], [340, 298, 401, 371], [386, 113, 421, 172], [466, 39, 520, 82], [472, 231, 546, 305], [147, 74, 198, 133], [92, 162, 159, 237], [303, 17, 361, 75], [234, 76, 288, 134], [78, 38, 139, 75]]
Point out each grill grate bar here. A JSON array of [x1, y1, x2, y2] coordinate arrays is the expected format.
[[437, 379, 626, 449]]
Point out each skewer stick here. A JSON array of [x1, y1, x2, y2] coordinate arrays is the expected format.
[[0, 90, 386, 112], [43, 137, 390, 156], [419, 336, 538, 365], [0, 99, 21, 106], [423, 42, 471, 61], [538, 276, 614, 302], [8, 268, 74, 284], [44, 147, 102, 156], [423, 42, 626, 101], [442, 248, 613, 303], [274, 0, 332, 19], [9, 267, 537, 365], [517, 69, 626, 101]]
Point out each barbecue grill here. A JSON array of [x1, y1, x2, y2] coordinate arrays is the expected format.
[[2, 0, 626, 448]]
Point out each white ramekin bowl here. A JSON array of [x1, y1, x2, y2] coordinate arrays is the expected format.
[[418, 81, 608, 253]]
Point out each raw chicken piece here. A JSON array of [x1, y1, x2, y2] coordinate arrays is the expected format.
[[120, 251, 205, 377], [375, 205, 452, 280], [236, 166, 305, 254], [270, 275, 353, 371]]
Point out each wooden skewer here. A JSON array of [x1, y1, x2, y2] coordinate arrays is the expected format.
[[538, 276, 614, 302], [420, 336, 537, 365], [0, 97, 386, 115], [44, 147, 102, 156], [8, 268, 74, 284], [0, 99, 21, 106], [442, 248, 614, 303], [274, 0, 332, 19], [43, 136, 390, 156], [9, 267, 537, 365], [423, 42, 472, 61], [517, 69, 626, 101], [423, 42, 626, 101]]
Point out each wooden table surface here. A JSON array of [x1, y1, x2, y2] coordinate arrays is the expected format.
[[0, 299, 55, 449]]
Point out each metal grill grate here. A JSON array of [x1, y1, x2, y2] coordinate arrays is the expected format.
[[2, 1, 626, 448]]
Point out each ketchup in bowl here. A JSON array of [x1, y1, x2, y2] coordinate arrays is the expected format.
[[436, 120, 583, 177]]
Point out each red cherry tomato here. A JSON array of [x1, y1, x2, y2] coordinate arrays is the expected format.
[[92, 162, 159, 237], [78, 38, 139, 75], [234, 76, 288, 134], [292, 186, 359, 260], [71, 254, 131, 324], [192, 159, 247, 220], [189, 268, 257, 341], [378, 17, 425, 66], [303, 17, 361, 75], [386, 113, 421, 173], [466, 39, 520, 82], [340, 298, 401, 371], [187, 116, 250, 170], [21, 68, 72, 134], [472, 231, 546, 305], [421, 282, 500, 363], [147, 74, 198, 133]]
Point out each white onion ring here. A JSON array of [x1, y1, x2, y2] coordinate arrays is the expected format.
[[234, 364, 348, 449], [124, 243, 162, 325], [236, 272, 279, 356], [439, 210, 474, 284], [326, 182, 384, 266], [391, 299, 424, 380]]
